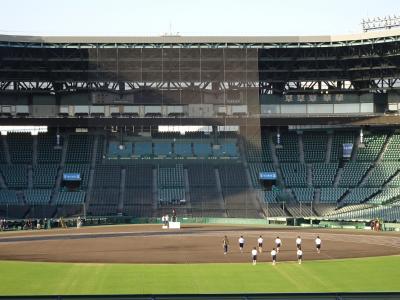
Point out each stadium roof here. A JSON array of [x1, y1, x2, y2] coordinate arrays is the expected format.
[[0, 29, 399, 47]]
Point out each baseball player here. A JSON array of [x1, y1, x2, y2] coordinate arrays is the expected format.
[[270, 248, 277, 265], [223, 235, 229, 255], [275, 236, 282, 253], [296, 235, 302, 250], [297, 248, 303, 264], [257, 235, 264, 253], [251, 247, 258, 265], [238, 236, 245, 253], [315, 236, 322, 253]]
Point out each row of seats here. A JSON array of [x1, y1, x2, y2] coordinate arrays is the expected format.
[[108, 141, 238, 158]]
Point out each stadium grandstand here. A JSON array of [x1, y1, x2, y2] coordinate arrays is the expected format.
[[0, 29, 400, 224]]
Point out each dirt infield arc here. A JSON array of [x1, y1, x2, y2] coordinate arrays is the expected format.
[[0, 224, 399, 263]]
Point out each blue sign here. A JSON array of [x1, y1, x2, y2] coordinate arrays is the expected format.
[[63, 173, 81, 181], [259, 172, 277, 180], [343, 143, 353, 158]]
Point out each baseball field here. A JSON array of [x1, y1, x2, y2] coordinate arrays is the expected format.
[[0, 224, 399, 295]]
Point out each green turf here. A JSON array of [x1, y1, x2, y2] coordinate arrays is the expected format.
[[0, 256, 399, 295]]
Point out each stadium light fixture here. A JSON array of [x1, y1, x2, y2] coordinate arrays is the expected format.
[[362, 15, 400, 32]]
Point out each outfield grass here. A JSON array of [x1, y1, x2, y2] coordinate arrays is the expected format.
[[0, 256, 399, 295]]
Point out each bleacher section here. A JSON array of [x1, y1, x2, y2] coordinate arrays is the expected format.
[[364, 163, 400, 187], [382, 134, 400, 161], [88, 189, 119, 216], [320, 188, 347, 203], [123, 189, 153, 217], [93, 165, 121, 188], [275, 132, 299, 162], [33, 164, 58, 188], [37, 134, 63, 163], [0, 165, 27, 188], [0, 129, 398, 221], [245, 135, 272, 162], [292, 188, 315, 203], [339, 163, 371, 187], [356, 133, 386, 161], [340, 188, 379, 204], [303, 132, 327, 162], [281, 163, 307, 187], [7, 133, 32, 164], [66, 135, 95, 163], [312, 163, 337, 187]]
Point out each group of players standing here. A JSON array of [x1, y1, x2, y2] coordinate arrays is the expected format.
[[222, 235, 322, 265]]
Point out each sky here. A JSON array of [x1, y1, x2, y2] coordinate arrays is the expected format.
[[0, 0, 398, 36]]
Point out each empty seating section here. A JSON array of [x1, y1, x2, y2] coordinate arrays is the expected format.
[[0, 190, 20, 204], [223, 188, 259, 218], [57, 192, 86, 205], [125, 165, 153, 187], [292, 188, 315, 203], [364, 163, 400, 187], [190, 187, 222, 213], [63, 164, 90, 187], [275, 132, 299, 162], [158, 164, 184, 206], [158, 165, 184, 188], [158, 188, 185, 205], [66, 135, 95, 163], [134, 142, 153, 158], [154, 142, 173, 156], [219, 164, 248, 188], [367, 188, 400, 204], [341, 188, 379, 204], [387, 172, 400, 187], [7, 133, 32, 164], [313, 204, 337, 216], [193, 143, 212, 157], [285, 203, 313, 217], [382, 134, 400, 161], [123, 189, 153, 216], [33, 164, 58, 188], [327, 204, 400, 222], [356, 134, 386, 161], [259, 190, 279, 203], [245, 136, 272, 162], [248, 163, 275, 188], [108, 142, 133, 159], [339, 163, 370, 187], [303, 133, 327, 162], [24, 189, 51, 204], [330, 132, 355, 162], [187, 165, 216, 187], [37, 134, 63, 163], [213, 142, 238, 158], [0, 165, 27, 188], [0, 139, 6, 164], [93, 165, 121, 188], [312, 163, 337, 187], [88, 189, 119, 216], [174, 142, 193, 157], [281, 163, 307, 187], [320, 188, 347, 203]]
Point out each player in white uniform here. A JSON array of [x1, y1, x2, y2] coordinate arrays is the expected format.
[[257, 235, 264, 253], [296, 236, 302, 250], [315, 236, 322, 253], [270, 248, 277, 265], [275, 236, 282, 253], [251, 247, 258, 265], [238, 236, 245, 253], [297, 249, 303, 264]]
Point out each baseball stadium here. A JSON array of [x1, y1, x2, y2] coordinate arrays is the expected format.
[[0, 5, 400, 299]]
